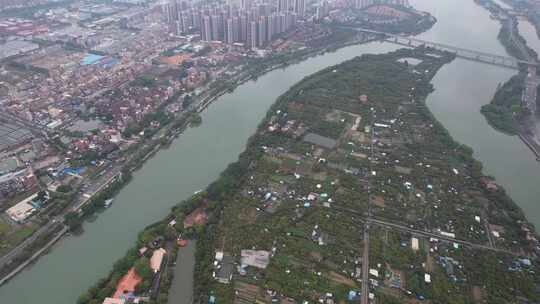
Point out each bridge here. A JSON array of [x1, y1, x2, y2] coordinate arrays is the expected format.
[[354, 28, 537, 70], [353, 28, 540, 114]]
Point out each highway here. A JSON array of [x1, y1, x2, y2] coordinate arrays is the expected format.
[[349, 27, 536, 70]]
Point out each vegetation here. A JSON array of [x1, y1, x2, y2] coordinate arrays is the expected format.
[[75, 21, 539, 304], [64, 211, 83, 231], [497, 17, 537, 61], [481, 74, 528, 135], [190, 113, 203, 127], [56, 184, 73, 193], [122, 111, 172, 138], [131, 74, 158, 87], [0, 223, 64, 280], [184, 49, 538, 304]]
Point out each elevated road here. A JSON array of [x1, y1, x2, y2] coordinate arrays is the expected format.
[[353, 27, 540, 114], [353, 28, 537, 70]]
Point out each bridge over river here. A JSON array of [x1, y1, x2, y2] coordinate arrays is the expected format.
[[353, 28, 539, 113], [355, 28, 537, 69]]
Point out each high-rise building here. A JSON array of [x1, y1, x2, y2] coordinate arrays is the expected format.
[[355, 0, 408, 8], [293, 0, 305, 17], [355, 0, 372, 9], [174, 20, 183, 35], [192, 10, 201, 29], [258, 3, 271, 17], [201, 15, 212, 41], [278, 13, 287, 32], [210, 15, 221, 41], [242, 0, 253, 10], [226, 18, 234, 44], [249, 21, 258, 48], [163, 1, 178, 23], [267, 14, 276, 40], [170, 0, 301, 46], [180, 11, 191, 32], [315, 0, 329, 20], [278, 0, 290, 12], [240, 15, 248, 42], [179, 0, 189, 10], [258, 17, 267, 47], [232, 17, 240, 42], [315, 5, 323, 20]]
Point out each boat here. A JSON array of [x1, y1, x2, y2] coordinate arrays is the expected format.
[[104, 199, 114, 208]]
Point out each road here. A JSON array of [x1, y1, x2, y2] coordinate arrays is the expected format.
[[366, 218, 520, 256], [360, 224, 370, 304], [331, 202, 521, 256], [523, 65, 539, 114], [360, 120, 375, 304], [72, 164, 122, 211], [499, 10, 539, 114]]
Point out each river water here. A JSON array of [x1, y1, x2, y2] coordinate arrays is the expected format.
[[518, 19, 540, 55], [1, 0, 539, 303]]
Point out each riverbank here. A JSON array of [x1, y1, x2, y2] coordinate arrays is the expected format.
[[475, 0, 540, 160], [519, 133, 540, 160], [0, 225, 67, 286]]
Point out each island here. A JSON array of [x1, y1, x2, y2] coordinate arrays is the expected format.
[[77, 49, 539, 304]]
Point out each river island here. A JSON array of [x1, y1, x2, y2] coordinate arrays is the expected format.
[[77, 49, 539, 304]]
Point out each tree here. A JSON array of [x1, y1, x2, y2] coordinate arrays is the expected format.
[[134, 257, 153, 281], [132, 74, 157, 87], [182, 94, 193, 109], [64, 211, 82, 231], [77, 292, 92, 304], [56, 184, 72, 193], [36, 190, 48, 201]]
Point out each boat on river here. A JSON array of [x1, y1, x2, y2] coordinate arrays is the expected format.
[[104, 199, 114, 208]]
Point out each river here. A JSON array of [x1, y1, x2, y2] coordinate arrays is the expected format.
[[1, 0, 539, 303]]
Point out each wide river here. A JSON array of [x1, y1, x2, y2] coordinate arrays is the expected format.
[[1, 0, 539, 303]]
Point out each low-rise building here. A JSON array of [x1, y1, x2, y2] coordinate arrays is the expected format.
[[102, 298, 125, 304], [241, 250, 270, 269], [150, 248, 166, 273]]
